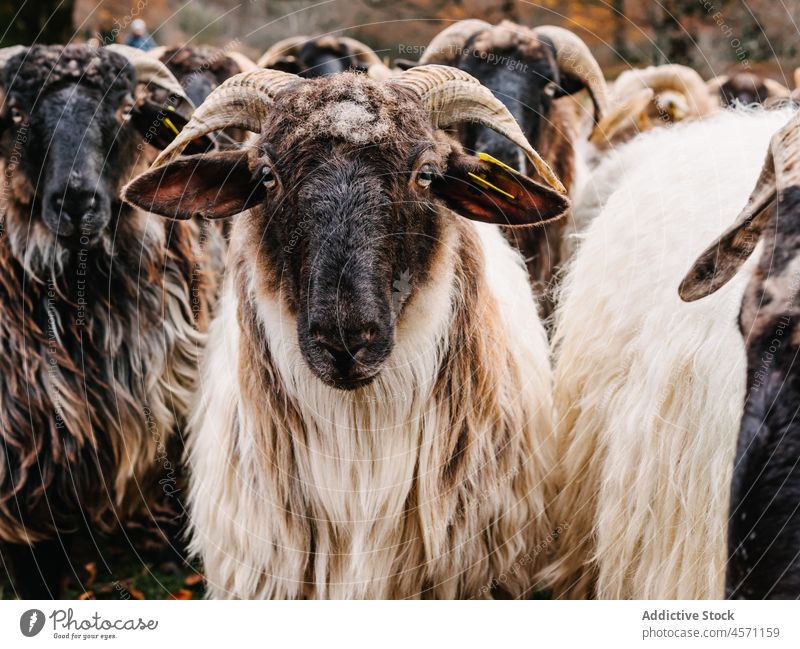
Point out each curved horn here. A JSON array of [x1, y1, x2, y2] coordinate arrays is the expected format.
[[589, 87, 654, 146], [257, 36, 308, 68], [532, 25, 609, 124], [152, 69, 302, 166], [106, 43, 192, 109], [148, 45, 169, 61], [365, 62, 394, 81], [226, 50, 259, 73], [613, 64, 714, 117], [419, 19, 492, 65], [391, 65, 565, 193], [706, 74, 729, 105], [763, 77, 790, 99], [0, 45, 27, 69], [337, 36, 382, 66]]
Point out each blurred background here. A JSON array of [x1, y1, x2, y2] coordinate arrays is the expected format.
[[1, 0, 798, 81]]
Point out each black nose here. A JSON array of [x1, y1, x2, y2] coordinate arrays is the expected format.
[[311, 323, 378, 374], [50, 188, 98, 227]]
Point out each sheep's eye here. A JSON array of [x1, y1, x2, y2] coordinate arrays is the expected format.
[[10, 106, 25, 125], [117, 97, 135, 123], [416, 164, 436, 188], [261, 165, 277, 190]]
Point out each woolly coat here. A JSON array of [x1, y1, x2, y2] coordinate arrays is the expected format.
[[546, 107, 796, 599], [187, 217, 557, 599]]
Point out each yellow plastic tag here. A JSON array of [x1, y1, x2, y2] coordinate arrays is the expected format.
[[162, 117, 181, 136], [467, 172, 516, 200], [478, 151, 517, 173]]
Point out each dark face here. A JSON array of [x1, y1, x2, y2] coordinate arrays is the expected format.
[[161, 46, 240, 106], [124, 74, 569, 390], [181, 71, 217, 107], [457, 41, 558, 172], [727, 188, 800, 598], [297, 41, 361, 78], [1, 46, 139, 244], [252, 85, 444, 389], [721, 75, 769, 107]]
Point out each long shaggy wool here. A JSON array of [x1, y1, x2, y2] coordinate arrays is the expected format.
[[187, 218, 557, 599], [0, 157, 208, 543], [545, 107, 797, 599]]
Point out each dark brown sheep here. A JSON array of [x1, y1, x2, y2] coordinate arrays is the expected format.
[[0, 44, 214, 597]]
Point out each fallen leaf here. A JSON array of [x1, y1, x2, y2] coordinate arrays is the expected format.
[[184, 573, 204, 587], [83, 562, 97, 587], [165, 588, 192, 600], [128, 586, 146, 600]]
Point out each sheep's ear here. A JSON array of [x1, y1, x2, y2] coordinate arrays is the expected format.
[[679, 150, 776, 302], [433, 151, 569, 227], [123, 150, 265, 220]]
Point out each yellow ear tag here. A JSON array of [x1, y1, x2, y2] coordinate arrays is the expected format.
[[478, 151, 517, 173], [466, 152, 517, 200], [162, 116, 181, 136], [467, 172, 516, 200]]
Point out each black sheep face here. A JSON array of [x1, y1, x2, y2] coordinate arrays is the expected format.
[[720, 73, 769, 108], [0, 45, 140, 246], [727, 186, 800, 599], [455, 35, 559, 173]]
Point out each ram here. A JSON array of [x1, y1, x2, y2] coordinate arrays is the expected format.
[[419, 20, 608, 295], [680, 111, 800, 598], [0, 44, 212, 597], [598, 64, 716, 147], [124, 66, 569, 599], [543, 105, 796, 599], [257, 35, 382, 77], [707, 72, 790, 108], [153, 43, 258, 109]]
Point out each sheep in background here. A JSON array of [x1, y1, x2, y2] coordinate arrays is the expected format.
[[419, 21, 609, 301], [257, 35, 382, 77], [707, 71, 790, 108], [679, 111, 800, 598], [154, 43, 258, 109], [0, 44, 213, 597], [591, 64, 716, 149], [543, 105, 796, 599], [124, 66, 569, 599]]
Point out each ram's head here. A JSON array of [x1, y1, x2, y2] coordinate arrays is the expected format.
[[124, 67, 569, 389]]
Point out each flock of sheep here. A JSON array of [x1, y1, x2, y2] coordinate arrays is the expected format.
[[0, 18, 798, 600]]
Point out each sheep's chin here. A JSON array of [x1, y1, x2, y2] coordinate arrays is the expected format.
[[308, 364, 382, 391]]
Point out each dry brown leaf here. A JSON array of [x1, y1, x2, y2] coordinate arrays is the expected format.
[[165, 588, 192, 600], [128, 586, 146, 600], [83, 562, 97, 587], [184, 573, 204, 587]]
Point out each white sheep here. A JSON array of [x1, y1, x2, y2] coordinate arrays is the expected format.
[[545, 106, 797, 599], [124, 66, 570, 599]]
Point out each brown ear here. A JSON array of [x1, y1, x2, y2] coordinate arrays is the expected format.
[[678, 149, 776, 302], [433, 152, 569, 227], [123, 150, 265, 220]]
